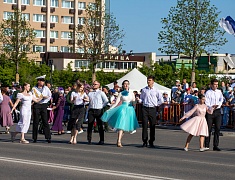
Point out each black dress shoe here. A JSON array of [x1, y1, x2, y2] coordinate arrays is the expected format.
[[47, 139, 51, 143], [142, 142, 147, 147], [88, 140, 91, 145], [97, 141, 104, 145], [33, 139, 37, 143], [213, 146, 221, 151], [149, 143, 155, 148]]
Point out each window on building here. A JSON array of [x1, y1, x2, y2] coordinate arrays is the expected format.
[[21, 0, 30, 5], [78, 2, 86, 9], [62, 16, 74, 24], [89, 18, 100, 26], [61, 46, 72, 52], [51, 0, 58, 7], [62, 0, 74, 8], [3, 0, 16, 3], [77, 32, 84, 40], [50, 15, 58, 23], [75, 60, 89, 68], [130, 62, 137, 69], [3, 28, 13, 36], [96, 62, 102, 68], [89, 3, 97, 10], [33, 0, 46, 6], [50, 46, 58, 52], [110, 62, 115, 69], [21, 44, 30, 51], [61, 31, 72, 39], [115, 62, 119, 69], [88, 33, 99, 41], [76, 48, 84, 53], [50, 31, 58, 38], [3, 12, 13, 20], [78, 17, 85, 25], [3, 44, 14, 51], [33, 45, 45, 52], [33, 14, 46, 22], [34, 30, 45, 38], [22, 13, 30, 21]]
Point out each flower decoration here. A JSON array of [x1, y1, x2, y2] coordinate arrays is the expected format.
[[121, 90, 129, 96]]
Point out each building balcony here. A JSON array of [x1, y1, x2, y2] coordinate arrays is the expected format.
[[96, 11, 101, 16], [41, 38, 46, 43], [50, 23, 55, 29], [41, 23, 47, 28], [50, 38, 55, 43], [50, 7, 55, 13], [12, 4, 17, 10], [21, 5, 26, 11], [69, 40, 74, 45], [11, 4, 26, 11], [78, 10, 83, 15], [69, 24, 75, 30], [77, 24, 83, 30], [77, 40, 83, 45], [41, 7, 47, 12], [69, 9, 75, 14]]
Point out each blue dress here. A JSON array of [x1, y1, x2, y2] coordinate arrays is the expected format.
[[101, 90, 139, 132]]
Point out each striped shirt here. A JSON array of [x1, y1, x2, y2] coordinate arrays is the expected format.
[[205, 89, 223, 109]]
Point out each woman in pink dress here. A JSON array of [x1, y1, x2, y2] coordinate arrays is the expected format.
[[179, 94, 214, 152], [0, 87, 13, 133]]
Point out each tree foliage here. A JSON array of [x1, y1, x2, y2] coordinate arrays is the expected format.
[[139, 63, 214, 89], [0, 9, 36, 83], [75, 0, 125, 81], [158, 0, 227, 83]]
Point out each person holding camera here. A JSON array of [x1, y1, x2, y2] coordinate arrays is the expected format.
[[171, 80, 181, 99]]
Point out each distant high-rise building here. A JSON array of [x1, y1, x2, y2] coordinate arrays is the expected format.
[[0, 0, 107, 62]]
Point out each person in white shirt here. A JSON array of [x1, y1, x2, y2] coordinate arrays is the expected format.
[[138, 75, 163, 148], [32, 75, 52, 143], [68, 83, 89, 144], [87, 81, 108, 145], [182, 78, 189, 91], [205, 79, 223, 151]]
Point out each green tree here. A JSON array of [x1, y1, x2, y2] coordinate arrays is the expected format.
[[158, 0, 227, 84], [0, 9, 36, 83], [75, 0, 125, 82]]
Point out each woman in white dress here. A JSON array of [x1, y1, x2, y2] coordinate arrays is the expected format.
[[10, 83, 42, 144]]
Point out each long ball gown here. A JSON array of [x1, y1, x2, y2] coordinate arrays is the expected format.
[[101, 90, 139, 132], [15, 93, 32, 133], [51, 96, 65, 132]]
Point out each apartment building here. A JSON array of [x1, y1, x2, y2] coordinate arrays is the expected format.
[[0, 0, 147, 72], [0, 0, 107, 62]]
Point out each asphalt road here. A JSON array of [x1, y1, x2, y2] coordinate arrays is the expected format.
[[0, 124, 234, 180]]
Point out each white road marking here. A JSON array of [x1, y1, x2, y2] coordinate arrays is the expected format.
[[182, 159, 235, 167], [0, 156, 182, 180]]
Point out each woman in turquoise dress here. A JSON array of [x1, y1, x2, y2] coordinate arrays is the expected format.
[[101, 80, 139, 147]]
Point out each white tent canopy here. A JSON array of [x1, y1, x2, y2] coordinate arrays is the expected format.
[[105, 68, 171, 95]]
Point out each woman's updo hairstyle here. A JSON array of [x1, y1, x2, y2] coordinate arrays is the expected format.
[[198, 94, 205, 100], [121, 80, 129, 91]]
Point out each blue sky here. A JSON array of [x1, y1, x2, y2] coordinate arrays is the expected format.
[[111, 0, 235, 55]]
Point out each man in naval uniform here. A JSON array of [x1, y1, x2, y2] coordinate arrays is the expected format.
[[32, 75, 52, 143]]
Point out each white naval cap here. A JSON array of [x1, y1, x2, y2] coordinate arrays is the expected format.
[[36, 75, 46, 80]]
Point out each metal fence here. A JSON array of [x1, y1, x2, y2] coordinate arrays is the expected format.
[[135, 103, 235, 128]]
